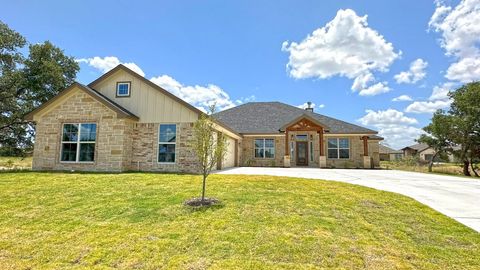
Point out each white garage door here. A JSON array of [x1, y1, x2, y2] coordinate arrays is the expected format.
[[222, 136, 236, 168]]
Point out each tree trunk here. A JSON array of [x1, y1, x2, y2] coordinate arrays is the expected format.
[[201, 174, 207, 201], [428, 152, 438, 173], [470, 160, 479, 177], [463, 160, 471, 176]]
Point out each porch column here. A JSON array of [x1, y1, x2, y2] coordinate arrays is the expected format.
[[361, 136, 371, 168], [284, 130, 291, 167], [318, 130, 326, 168]]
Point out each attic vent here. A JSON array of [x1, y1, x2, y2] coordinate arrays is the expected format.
[[305, 101, 314, 112]]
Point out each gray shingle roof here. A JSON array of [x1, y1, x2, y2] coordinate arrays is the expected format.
[[402, 143, 430, 151], [379, 144, 402, 154], [213, 102, 377, 134]]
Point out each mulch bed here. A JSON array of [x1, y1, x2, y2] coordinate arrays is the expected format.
[[184, 197, 221, 207]]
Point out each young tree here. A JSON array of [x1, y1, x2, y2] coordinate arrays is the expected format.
[[0, 21, 79, 155], [417, 110, 454, 172], [190, 106, 228, 204]]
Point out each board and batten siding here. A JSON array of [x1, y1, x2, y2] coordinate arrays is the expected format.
[[90, 70, 199, 123]]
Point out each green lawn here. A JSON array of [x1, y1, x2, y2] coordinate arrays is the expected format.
[[0, 173, 479, 269], [0, 156, 32, 170]]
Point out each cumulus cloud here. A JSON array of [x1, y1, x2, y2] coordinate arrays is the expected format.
[[358, 82, 391, 96], [150, 75, 248, 112], [429, 0, 480, 82], [282, 9, 400, 95], [404, 100, 452, 114], [77, 56, 145, 77], [358, 109, 423, 149], [394, 58, 428, 84], [429, 82, 455, 101], [297, 102, 325, 110], [392, 95, 413, 102]]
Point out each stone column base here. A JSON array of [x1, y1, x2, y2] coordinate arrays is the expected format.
[[283, 155, 291, 168], [363, 156, 372, 169], [319, 155, 327, 168]]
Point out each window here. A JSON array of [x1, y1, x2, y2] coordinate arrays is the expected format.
[[296, 135, 308, 141], [254, 139, 275, 158], [61, 123, 96, 162], [327, 138, 350, 159], [158, 124, 176, 163], [116, 82, 131, 97]]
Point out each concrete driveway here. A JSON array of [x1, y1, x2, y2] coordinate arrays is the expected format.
[[216, 167, 480, 232]]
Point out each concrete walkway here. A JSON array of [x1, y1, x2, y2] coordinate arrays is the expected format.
[[215, 167, 480, 232]]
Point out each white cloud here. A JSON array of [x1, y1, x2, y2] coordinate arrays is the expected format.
[[394, 58, 428, 84], [429, 0, 480, 82], [445, 57, 480, 82], [404, 100, 452, 114], [297, 102, 325, 110], [358, 82, 391, 96], [358, 109, 418, 126], [392, 95, 413, 102], [429, 82, 454, 101], [358, 109, 422, 149], [282, 9, 400, 95], [77, 56, 145, 77], [150, 75, 246, 112]]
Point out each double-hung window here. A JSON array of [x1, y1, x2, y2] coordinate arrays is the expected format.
[[61, 123, 97, 162], [116, 82, 131, 97], [254, 139, 275, 158], [327, 138, 350, 159], [158, 124, 176, 163]]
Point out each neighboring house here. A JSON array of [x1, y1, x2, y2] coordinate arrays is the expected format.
[[402, 143, 447, 162], [26, 64, 382, 172], [379, 144, 403, 161]]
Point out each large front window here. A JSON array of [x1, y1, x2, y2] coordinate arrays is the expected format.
[[61, 123, 97, 162], [158, 124, 176, 163], [254, 139, 275, 158], [327, 138, 350, 159]]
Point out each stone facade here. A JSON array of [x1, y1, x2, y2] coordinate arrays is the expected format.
[[240, 134, 380, 169], [130, 122, 199, 173], [32, 90, 199, 172], [32, 91, 133, 172]]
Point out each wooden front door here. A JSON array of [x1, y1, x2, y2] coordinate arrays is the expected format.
[[296, 141, 308, 166]]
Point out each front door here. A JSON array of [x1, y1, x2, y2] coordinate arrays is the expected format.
[[296, 141, 308, 166]]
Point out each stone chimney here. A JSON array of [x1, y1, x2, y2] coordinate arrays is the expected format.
[[305, 101, 314, 112]]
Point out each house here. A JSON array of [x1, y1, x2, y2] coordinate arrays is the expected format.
[[26, 64, 382, 172], [379, 144, 403, 161], [402, 143, 459, 162]]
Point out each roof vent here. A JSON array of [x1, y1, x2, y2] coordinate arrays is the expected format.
[[305, 101, 314, 112]]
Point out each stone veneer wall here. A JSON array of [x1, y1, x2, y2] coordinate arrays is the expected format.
[[130, 122, 199, 173], [240, 134, 380, 168], [32, 91, 133, 172]]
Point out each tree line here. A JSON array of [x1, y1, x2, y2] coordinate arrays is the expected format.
[[418, 82, 480, 176]]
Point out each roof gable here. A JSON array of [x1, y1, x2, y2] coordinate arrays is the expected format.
[[88, 64, 203, 117], [25, 83, 139, 121]]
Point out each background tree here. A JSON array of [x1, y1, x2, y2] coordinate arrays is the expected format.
[[448, 82, 480, 176], [417, 110, 454, 172], [0, 20, 79, 156], [189, 106, 228, 205]]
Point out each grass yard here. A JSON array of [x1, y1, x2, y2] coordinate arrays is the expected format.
[[0, 173, 479, 269]]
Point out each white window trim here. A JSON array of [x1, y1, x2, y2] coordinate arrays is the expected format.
[[116, 82, 131, 97], [254, 138, 275, 159], [158, 124, 177, 164], [327, 138, 350, 159], [60, 123, 96, 163]]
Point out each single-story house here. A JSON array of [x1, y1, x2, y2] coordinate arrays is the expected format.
[[26, 64, 382, 172], [379, 145, 403, 161], [402, 143, 459, 162]]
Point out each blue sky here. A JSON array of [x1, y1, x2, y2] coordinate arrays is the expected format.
[[2, 0, 479, 149]]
